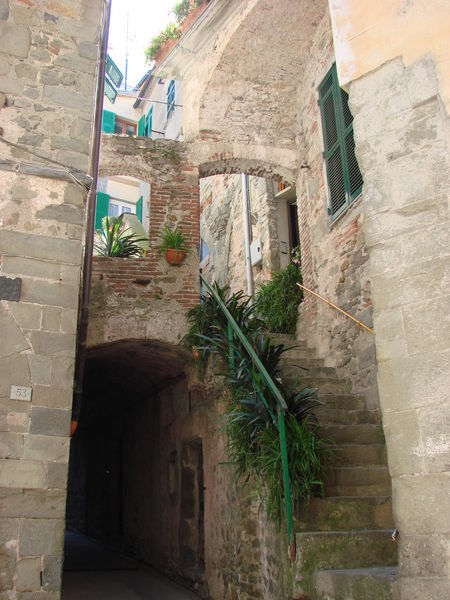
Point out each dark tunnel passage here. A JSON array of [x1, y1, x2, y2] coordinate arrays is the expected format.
[[64, 340, 206, 592]]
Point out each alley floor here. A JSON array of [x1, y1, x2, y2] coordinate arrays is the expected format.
[[62, 531, 201, 600]]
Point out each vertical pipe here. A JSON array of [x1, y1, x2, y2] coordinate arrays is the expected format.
[[241, 173, 254, 302], [72, 0, 112, 423]]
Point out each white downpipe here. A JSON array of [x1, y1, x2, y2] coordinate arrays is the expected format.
[[241, 173, 254, 302]]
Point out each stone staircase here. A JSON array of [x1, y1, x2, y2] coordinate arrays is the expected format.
[[272, 334, 398, 600]]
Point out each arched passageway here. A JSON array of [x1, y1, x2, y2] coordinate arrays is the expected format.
[[63, 340, 206, 596]]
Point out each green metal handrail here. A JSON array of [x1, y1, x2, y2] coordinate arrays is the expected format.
[[200, 275, 295, 552]]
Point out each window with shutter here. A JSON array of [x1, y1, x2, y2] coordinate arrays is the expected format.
[[101, 110, 116, 133], [95, 192, 110, 229], [145, 105, 153, 138], [167, 80, 175, 119], [318, 64, 363, 220]]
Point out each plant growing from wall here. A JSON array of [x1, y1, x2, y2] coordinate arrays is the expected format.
[[183, 283, 330, 524], [94, 216, 147, 258], [144, 1, 200, 62], [256, 247, 303, 334]]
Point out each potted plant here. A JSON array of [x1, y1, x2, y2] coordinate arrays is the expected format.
[[160, 223, 188, 265]]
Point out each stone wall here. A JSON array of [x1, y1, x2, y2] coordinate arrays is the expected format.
[[350, 56, 450, 600], [0, 1, 102, 597], [199, 174, 279, 294], [91, 135, 201, 348], [292, 12, 378, 406]]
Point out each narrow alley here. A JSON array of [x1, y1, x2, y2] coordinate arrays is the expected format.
[[62, 531, 201, 600]]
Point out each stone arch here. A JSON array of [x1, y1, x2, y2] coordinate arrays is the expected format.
[[198, 156, 296, 187]]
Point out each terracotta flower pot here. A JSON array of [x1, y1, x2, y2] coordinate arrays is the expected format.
[[165, 248, 186, 265]]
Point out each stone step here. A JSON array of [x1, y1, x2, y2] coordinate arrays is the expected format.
[[281, 365, 339, 381], [315, 566, 398, 600], [294, 529, 397, 598], [319, 394, 366, 410], [279, 357, 324, 370], [325, 483, 392, 497], [326, 466, 391, 489], [284, 378, 351, 395], [314, 407, 380, 426], [332, 444, 387, 467], [294, 496, 394, 532], [320, 424, 385, 445]]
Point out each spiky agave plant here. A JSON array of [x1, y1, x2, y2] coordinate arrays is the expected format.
[[94, 216, 148, 258]]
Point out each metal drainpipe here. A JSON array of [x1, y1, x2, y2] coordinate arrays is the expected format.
[[72, 0, 112, 425], [241, 173, 254, 302]]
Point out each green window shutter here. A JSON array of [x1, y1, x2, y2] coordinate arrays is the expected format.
[[136, 195, 143, 222], [137, 114, 145, 137], [95, 192, 110, 230], [319, 64, 363, 220], [146, 105, 153, 138], [102, 110, 116, 133], [167, 80, 175, 119]]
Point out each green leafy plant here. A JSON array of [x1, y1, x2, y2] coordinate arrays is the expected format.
[[159, 223, 188, 252], [183, 282, 330, 524], [144, 22, 181, 63], [94, 216, 147, 258], [256, 254, 303, 334], [172, 0, 199, 23]]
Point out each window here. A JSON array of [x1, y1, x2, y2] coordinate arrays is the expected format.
[[318, 63, 363, 220], [167, 80, 175, 119], [114, 117, 137, 136], [144, 105, 153, 138], [121, 206, 131, 214], [108, 203, 119, 217]]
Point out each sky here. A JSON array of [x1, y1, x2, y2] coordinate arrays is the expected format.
[[108, 0, 176, 90]]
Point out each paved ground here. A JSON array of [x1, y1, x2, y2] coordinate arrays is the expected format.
[[62, 531, 201, 600]]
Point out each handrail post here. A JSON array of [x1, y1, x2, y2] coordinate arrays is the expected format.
[[278, 404, 295, 554], [228, 321, 235, 373]]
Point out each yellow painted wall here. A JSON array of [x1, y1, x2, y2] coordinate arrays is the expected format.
[[329, 0, 450, 110]]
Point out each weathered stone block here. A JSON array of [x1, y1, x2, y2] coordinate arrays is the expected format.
[[42, 555, 63, 591], [2, 256, 61, 281], [16, 557, 41, 592], [15, 63, 37, 81], [0, 519, 18, 591], [0, 355, 31, 398], [30, 407, 70, 437], [22, 280, 79, 309], [35, 202, 83, 225], [42, 306, 61, 332], [43, 84, 92, 111], [0, 0, 9, 20], [0, 411, 29, 433], [23, 434, 69, 463], [0, 230, 81, 264], [16, 592, 60, 600], [403, 295, 450, 356], [46, 462, 68, 489], [399, 533, 449, 577], [28, 355, 52, 386], [39, 68, 59, 86], [392, 473, 450, 535], [51, 356, 74, 389], [0, 305, 29, 357], [0, 489, 66, 518], [31, 386, 72, 409], [383, 410, 424, 476], [0, 276, 22, 301], [0, 23, 31, 58], [63, 183, 85, 207], [417, 403, 450, 474], [378, 350, 450, 412], [29, 331, 76, 357], [60, 308, 78, 333], [19, 518, 64, 556], [0, 432, 23, 459], [0, 74, 24, 95], [398, 576, 450, 600], [8, 302, 42, 330], [0, 459, 46, 488], [50, 136, 89, 156], [56, 149, 89, 172]]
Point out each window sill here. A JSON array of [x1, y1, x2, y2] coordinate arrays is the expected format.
[[329, 192, 363, 229]]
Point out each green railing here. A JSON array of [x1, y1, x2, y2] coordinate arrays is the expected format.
[[200, 275, 295, 553]]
